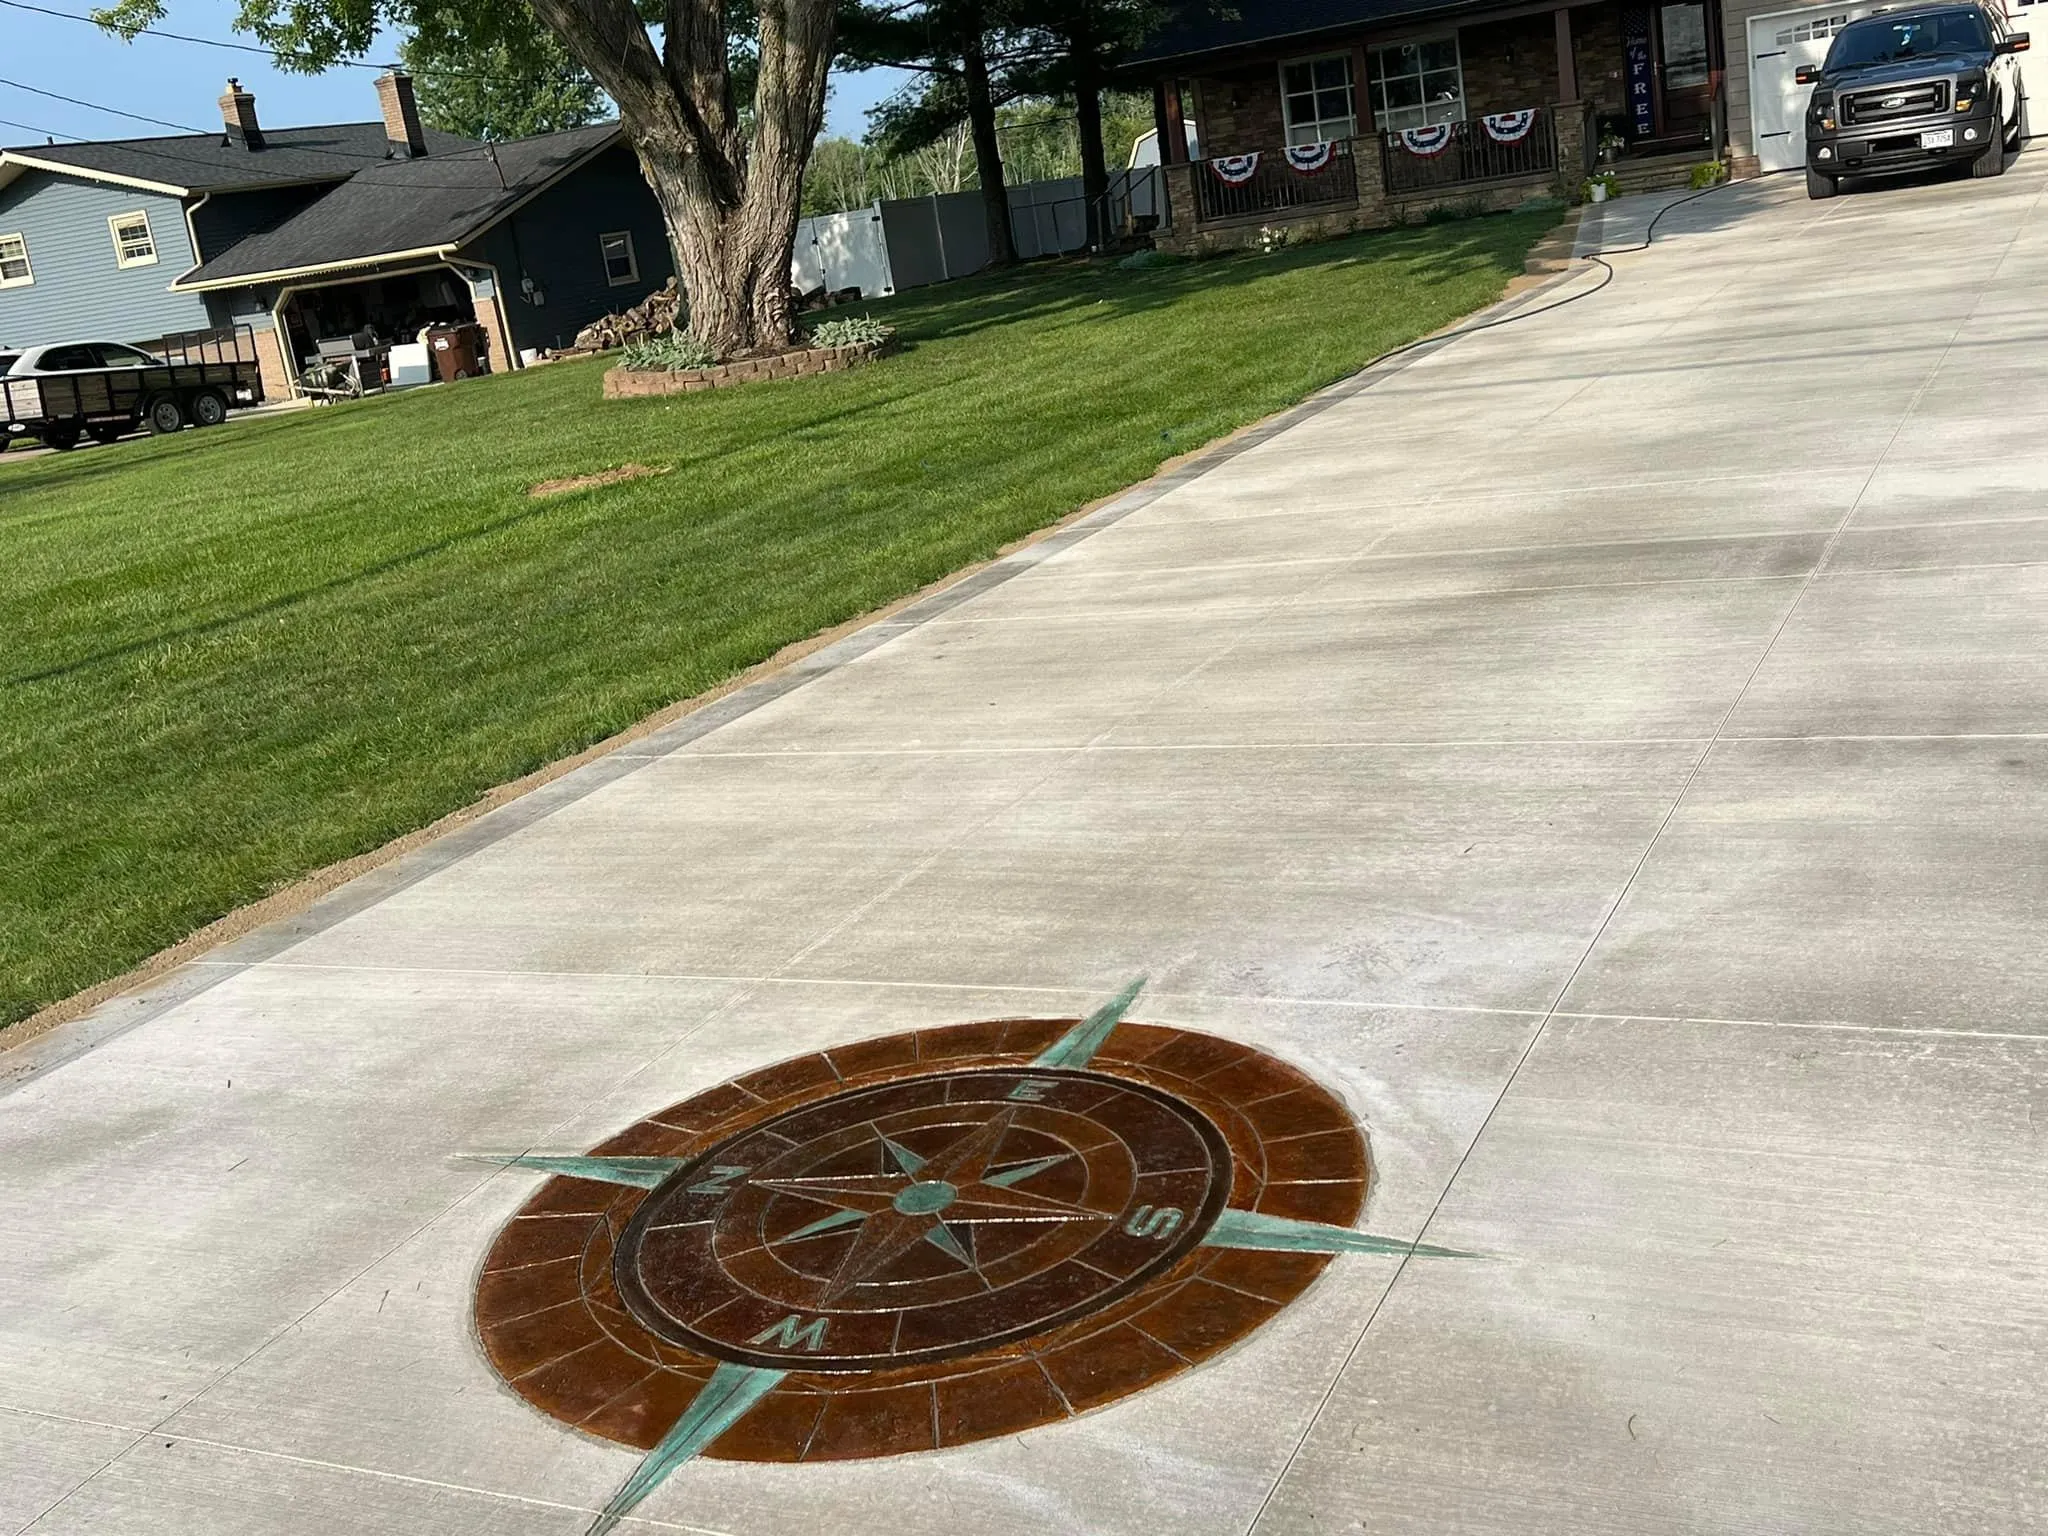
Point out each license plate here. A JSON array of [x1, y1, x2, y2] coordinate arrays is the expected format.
[[1921, 129, 1955, 148]]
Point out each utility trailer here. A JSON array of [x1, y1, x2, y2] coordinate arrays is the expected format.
[[0, 327, 265, 452]]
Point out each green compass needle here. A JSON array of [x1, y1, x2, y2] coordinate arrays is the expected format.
[[462, 1154, 685, 1189], [586, 1362, 787, 1535], [1203, 1208, 1481, 1259], [1033, 976, 1147, 1069]]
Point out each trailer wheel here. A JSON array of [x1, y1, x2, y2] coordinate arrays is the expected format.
[[190, 388, 229, 428], [144, 393, 186, 435]]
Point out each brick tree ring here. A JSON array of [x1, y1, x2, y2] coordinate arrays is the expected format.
[[468, 982, 1467, 1533]]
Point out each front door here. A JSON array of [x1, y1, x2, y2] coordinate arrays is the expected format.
[[1656, 1, 1715, 133]]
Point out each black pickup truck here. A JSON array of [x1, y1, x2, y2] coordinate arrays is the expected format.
[[1800, 3, 2029, 198], [0, 336, 264, 451]]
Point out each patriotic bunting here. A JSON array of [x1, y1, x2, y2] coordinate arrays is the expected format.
[[1210, 153, 1261, 184], [1481, 110, 1539, 143], [1282, 142, 1335, 173], [1396, 124, 1455, 156]]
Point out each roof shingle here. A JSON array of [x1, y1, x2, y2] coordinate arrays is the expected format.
[[3, 121, 477, 193], [174, 122, 623, 287]]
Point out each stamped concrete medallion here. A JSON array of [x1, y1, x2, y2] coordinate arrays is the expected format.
[[470, 981, 1468, 1532]]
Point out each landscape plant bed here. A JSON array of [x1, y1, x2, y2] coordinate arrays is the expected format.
[[0, 209, 1557, 1028], [603, 336, 890, 398]]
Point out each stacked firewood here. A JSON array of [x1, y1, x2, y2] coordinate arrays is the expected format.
[[572, 278, 684, 351]]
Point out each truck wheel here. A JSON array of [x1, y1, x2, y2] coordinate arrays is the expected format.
[[1806, 168, 1839, 199], [190, 388, 229, 427], [144, 393, 186, 435], [1972, 102, 2007, 176]]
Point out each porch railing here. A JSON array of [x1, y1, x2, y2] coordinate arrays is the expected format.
[[1380, 108, 1557, 195], [1193, 140, 1359, 223]]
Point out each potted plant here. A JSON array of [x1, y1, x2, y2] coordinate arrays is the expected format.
[[1582, 170, 1620, 203], [1597, 132, 1627, 165]]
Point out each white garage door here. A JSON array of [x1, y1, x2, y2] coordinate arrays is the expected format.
[[1749, 4, 1876, 171], [2004, 0, 2045, 136]]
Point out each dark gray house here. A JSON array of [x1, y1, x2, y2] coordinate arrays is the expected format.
[[0, 73, 674, 397]]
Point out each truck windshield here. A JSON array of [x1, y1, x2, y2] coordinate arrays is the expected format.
[[1825, 10, 1992, 66]]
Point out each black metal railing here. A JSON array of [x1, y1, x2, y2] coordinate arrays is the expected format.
[[1193, 141, 1359, 223], [1380, 109, 1557, 195]]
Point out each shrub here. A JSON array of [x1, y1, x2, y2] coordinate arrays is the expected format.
[[1117, 248, 1185, 270], [1689, 160, 1728, 189], [806, 314, 893, 349], [621, 330, 716, 371]]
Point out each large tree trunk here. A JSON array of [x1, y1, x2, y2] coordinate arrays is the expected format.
[[1069, 18, 1110, 249], [962, 30, 1017, 267], [527, 0, 835, 358]]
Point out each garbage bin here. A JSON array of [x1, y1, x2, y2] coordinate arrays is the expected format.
[[425, 322, 486, 382]]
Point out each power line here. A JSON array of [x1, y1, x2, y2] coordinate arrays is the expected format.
[[0, 0, 586, 84], [0, 114, 82, 141], [0, 70, 623, 191], [0, 74, 209, 134]]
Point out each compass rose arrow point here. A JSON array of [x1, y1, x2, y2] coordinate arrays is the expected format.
[[1033, 976, 1147, 1070], [1203, 1208, 1482, 1260], [460, 1154, 684, 1189]]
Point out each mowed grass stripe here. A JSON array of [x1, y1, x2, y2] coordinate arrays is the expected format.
[[0, 212, 1553, 1024]]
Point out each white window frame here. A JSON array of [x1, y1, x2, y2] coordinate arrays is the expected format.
[[599, 230, 639, 287], [0, 232, 32, 289], [108, 210, 158, 269], [1368, 36, 1468, 131], [1278, 52, 1359, 146]]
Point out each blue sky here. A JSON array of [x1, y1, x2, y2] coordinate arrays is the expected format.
[[0, 0, 912, 146]]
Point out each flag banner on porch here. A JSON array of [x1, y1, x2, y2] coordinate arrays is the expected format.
[[1210, 153, 1261, 184], [1396, 125, 1455, 156], [1283, 142, 1336, 173], [1481, 110, 1539, 143]]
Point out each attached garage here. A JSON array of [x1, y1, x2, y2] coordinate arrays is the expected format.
[[1746, 4, 1877, 171]]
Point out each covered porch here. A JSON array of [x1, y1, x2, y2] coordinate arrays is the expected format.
[[1136, 0, 1728, 250]]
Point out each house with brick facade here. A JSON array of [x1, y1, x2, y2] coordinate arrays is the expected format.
[[0, 73, 673, 400], [1121, 0, 1735, 251]]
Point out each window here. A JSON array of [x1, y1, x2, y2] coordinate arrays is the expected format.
[[93, 343, 161, 368], [1774, 13, 1848, 44], [108, 211, 157, 268], [37, 344, 100, 372], [0, 233, 31, 288], [599, 230, 639, 287], [1280, 53, 1358, 145], [1368, 37, 1466, 131]]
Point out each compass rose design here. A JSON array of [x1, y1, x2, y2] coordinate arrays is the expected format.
[[469, 980, 1474, 1534]]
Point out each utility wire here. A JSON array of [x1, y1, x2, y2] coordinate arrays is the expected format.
[[0, 114, 84, 141], [0, 0, 586, 84], [0, 73, 208, 133], [0, 72, 623, 191]]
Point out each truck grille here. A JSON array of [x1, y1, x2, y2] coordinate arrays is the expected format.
[[1842, 81, 1950, 123]]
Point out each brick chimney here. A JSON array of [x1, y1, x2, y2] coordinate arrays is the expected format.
[[376, 69, 428, 159], [218, 77, 263, 150]]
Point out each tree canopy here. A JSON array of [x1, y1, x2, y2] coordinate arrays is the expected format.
[[398, 8, 605, 141]]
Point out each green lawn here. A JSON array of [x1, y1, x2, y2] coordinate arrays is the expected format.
[[0, 210, 1555, 1025]]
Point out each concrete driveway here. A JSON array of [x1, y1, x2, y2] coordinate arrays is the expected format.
[[6, 157, 2048, 1536]]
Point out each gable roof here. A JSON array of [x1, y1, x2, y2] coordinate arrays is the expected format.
[[172, 121, 625, 290], [1121, 0, 1479, 69], [0, 121, 478, 198]]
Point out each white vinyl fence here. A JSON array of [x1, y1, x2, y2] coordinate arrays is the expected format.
[[793, 167, 1166, 300]]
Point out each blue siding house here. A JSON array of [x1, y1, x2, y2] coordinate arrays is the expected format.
[[1, 72, 675, 396]]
